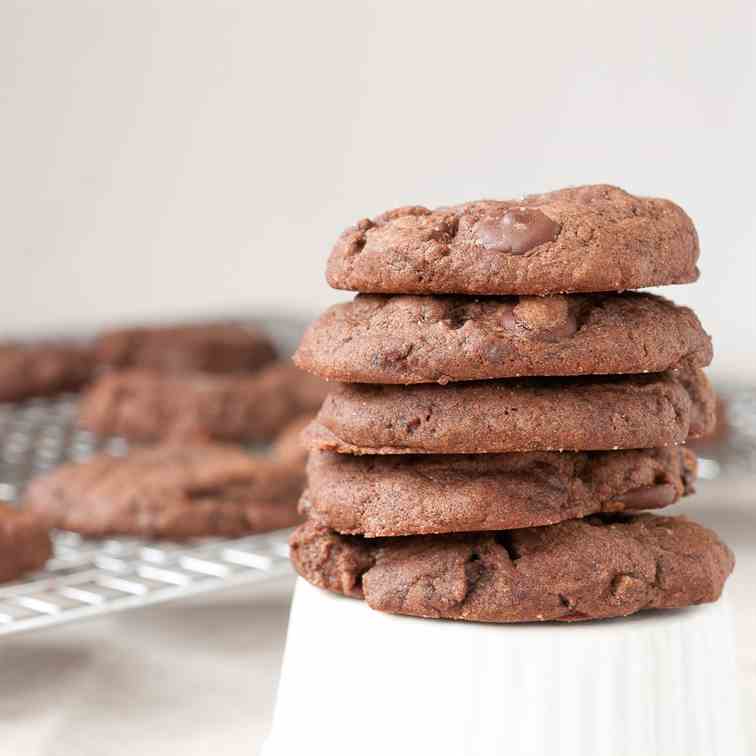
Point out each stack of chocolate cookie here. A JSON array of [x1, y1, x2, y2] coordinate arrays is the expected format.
[[289, 184, 734, 622]]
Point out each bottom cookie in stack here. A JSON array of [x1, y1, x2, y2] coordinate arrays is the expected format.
[[290, 514, 733, 623]]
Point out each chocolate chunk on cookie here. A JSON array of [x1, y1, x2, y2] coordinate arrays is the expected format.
[[302, 447, 696, 536], [289, 514, 734, 622], [25, 444, 304, 539], [326, 185, 698, 295], [305, 367, 714, 454], [78, 362, 328, 443], [0, 342, 94, 402], [0, 503, 52, 582], [95, 322, 277, 373], [295, 292, 712, 383]]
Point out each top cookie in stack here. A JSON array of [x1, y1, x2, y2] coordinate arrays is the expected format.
[[325, 184, 699, 295], [290, 184, 733, 623]]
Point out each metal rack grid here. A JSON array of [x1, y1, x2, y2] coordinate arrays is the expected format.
[[0, 393, 295, 637]]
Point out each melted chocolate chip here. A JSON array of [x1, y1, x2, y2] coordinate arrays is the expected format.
[[529, 309, 578, 341], [476, 208, 560, 254], [616, 483, 677, 510], [511, 296, 578, 341]]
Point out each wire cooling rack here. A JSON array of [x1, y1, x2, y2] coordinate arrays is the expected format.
[[0, 394, 295, 637], [0, 316, 308, 637]]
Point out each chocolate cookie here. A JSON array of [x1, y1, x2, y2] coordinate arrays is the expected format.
[[24, 444, 304, 539], [295, 292, 711, 384], [302, 447, 696, 536], [326, 185, 698, 296], [0, 503, 52, 582], [95, 321, 276, 373], [305, 367, 714, 455], [0, 342, 94, 402], [272, 413, 316, 467], [78, 362, 328, 443], [290, 514, 734, 622]]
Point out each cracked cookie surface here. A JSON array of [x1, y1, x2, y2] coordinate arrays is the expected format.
[[302, 447, 696, 536], [295, 291, 711, 383], [289, 514, 734, 622], [305, 367, 715, 454], [326, 185, 699, 296]]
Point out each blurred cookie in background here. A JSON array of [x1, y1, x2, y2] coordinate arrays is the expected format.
[[77, 362, 328, 444], [0, 502, 52, 582], [687, 392, 728, 449], [94, 321, 277, 374], [24, 443, 304, 539], [687, 387, 756, 477], [0, 341, 94, 402], [272, 413, 317, 468]]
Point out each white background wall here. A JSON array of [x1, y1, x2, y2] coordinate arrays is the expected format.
[[1, 0, 754, 377]]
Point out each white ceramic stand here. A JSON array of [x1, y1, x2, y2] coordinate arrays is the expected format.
[[264, 578, 745, 756]]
